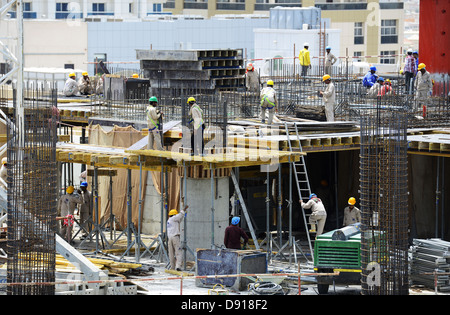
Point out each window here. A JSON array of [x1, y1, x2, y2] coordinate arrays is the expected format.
[[64, 64, 74, 69], [92, 3, 105, 12], [56, 3, 68, 11], [23, 2, 31, 11], [354, 22, 364, 45], [380, 51, 396, 64], [129, 3, 133, 13], [353, 51, 363, 62], [381, 20, 398, 44], [153, 3, 162, 12]]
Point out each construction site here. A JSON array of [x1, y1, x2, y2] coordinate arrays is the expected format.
[[0, 0, 449, 298]]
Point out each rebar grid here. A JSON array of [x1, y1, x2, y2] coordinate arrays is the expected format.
[[6, 86, 58, 295], [359, 102, 409, 295]]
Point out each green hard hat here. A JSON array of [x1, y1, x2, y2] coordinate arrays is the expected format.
[[149, 96, 158, 103]]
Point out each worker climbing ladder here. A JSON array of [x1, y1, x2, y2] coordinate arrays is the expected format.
[[284, 122, 314, 260]]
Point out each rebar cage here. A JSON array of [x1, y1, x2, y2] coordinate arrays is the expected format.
[[359, 99, 409, 295], [6, 85, 59, 295]]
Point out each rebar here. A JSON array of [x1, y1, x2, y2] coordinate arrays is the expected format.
[[6, 85, 58, 295], [359, 98, 409, 295]]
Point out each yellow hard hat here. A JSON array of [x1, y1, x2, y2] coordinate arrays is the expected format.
[[132, 73, 139, 78], [187, 97, 196, 104], [1, 157, 6, 165], [69, 72, 76, 78], [267, 80, 274, 86], [66, 186, 74, 194], [169, 209, 178, 216], [348, 197, 356, 205], [322, 74, 331, 82], [82, 71, 88, 76], [418, 63, 426, 70]]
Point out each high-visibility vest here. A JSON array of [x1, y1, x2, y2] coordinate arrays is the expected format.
[[146, 106, 160, 130]]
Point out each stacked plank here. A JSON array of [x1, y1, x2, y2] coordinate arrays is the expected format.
[[137, 49, 245, 96], [56, 254, 142, 275], [410, 238, 450, 292]]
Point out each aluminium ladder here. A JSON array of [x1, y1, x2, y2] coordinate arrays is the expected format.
[[285, 122, 314, 259]]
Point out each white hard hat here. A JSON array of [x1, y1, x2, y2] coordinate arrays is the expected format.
[[304, 42, 309, 47], [407, 48, 413, 53]]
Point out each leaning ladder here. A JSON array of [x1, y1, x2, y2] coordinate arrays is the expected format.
[[285, 122, 314, 259]]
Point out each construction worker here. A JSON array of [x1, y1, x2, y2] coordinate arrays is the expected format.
[[224, 216, 249, 250], [260, 80, 278, 124], [167, 204, 188, 271], [299, 42, 311, 77], [57, 186, 83, 243], [413, 51, 419, 75], [362, 66, 378, 88], [414, 63, 433, 112], [367, 77, 384, 98], [403, 49, 416, 94], [324, 46, 337, 76], [245, 63, 260, 93], [63, 72, 79, 97], [379, 79, 395, 97], [319, 74, 335, 122], [188, 97, 204, 156], [78, 71, 94, 95], [146, 96, 164, 151], [343, 197, 361, 227], [0, 157, 7, 189], [300, 193, 327, 236], [77, 181, 92, 240]]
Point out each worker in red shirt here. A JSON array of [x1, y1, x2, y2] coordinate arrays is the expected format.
[[224, 217, 249, 250]]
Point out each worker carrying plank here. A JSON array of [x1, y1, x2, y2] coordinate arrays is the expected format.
[[167, 203, 189, 271], [319, 74, 336, 122], [300, 193, 327, 236], [146, 96, 164, 151], [260, 80, 278, 124]]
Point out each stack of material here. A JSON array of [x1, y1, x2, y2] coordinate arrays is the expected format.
[[410, 238, 450, 292], [136, 49, 245, 96]]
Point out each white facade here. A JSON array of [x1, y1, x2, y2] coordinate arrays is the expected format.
[[253, 28, 341, 76]]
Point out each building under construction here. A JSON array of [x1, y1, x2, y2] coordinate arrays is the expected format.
[[0, 0, 449, 297]]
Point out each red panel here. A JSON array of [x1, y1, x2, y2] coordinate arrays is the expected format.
[[419, 0, 450, 74]]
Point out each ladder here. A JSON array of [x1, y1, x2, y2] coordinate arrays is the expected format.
[[284, 122, 314, 259]]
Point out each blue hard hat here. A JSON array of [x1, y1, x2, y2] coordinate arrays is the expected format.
[[413, 51, 418, 54], [370, 66, 377, 71], [309, 193, 317, 199], [231, 217, 240, 225], [378, 77, 384, 82], [80, 181, 88, 187]]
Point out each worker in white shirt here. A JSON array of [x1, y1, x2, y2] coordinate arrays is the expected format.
[[319, 74, 336, 122], [300, 193, 327, 236], [57, 186, 83, 242], [343, 197, 361, 227], [414, 63, 434, 112], [63, 73, 79, 97], [167, 204, 188, 271], [146, 96, 164, 151], [245, 63, 260, 93], [324, 46, 337, 76], [78, 71, 94, 95], [188, 97, 204, 156]]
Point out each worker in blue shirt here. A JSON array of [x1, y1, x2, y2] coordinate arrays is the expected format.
[[362, 66, 378, 88]]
